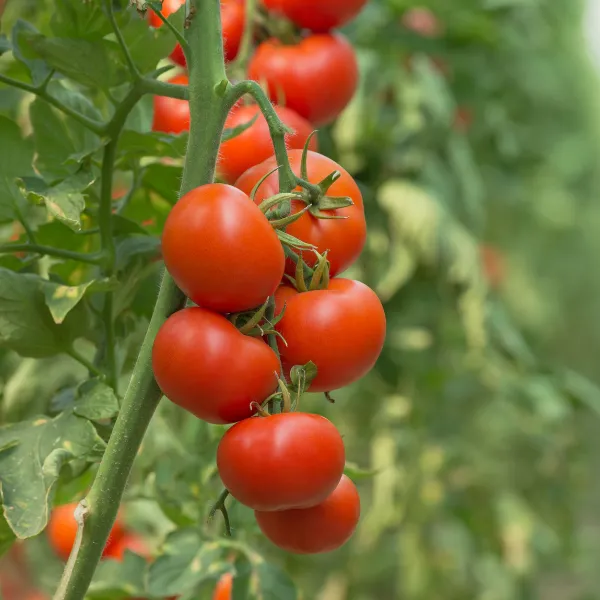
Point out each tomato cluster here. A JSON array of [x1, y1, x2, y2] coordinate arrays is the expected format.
[[149, 0, 380, 560]]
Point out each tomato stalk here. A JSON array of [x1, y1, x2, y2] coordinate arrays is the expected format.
[[52, 1, 229, 598]]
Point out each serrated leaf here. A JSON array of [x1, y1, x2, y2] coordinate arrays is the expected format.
[[118, 130, 188, 160], [112, 213, 149, 237], [0, 411, 106, 538], [11, 20, 52, 85], [0, 35, 11, 56], [28, 170, 95, 231], [87, 550, 147, 600], [0, 116, 34, 180], [221, 114, 259, 142], [0, 268, 87, 357], [148, 530, 228, 596], [74, 379, 119, 421]]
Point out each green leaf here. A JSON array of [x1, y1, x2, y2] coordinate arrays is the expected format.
[[289, 361, 318, 393], [112, 213, 150, 237], [28, 170, 95, 231], [0, 512, 16, 558], [40, 278, 102, 325], [148, 530, 228, 596], [0, 268, 88, 358], [0, 35, 11, 56], [115, 236, 161, 272], [0, 410, 106, 538], [50, 0, 112, 40], [142, 163, 183, 204], [25, 35, 125, 90], [250, 561, 298, 600], [74, 379, 119, 422], [87, 551, 147, 600], [0, 116, 34, 179], [344, 462, 379, 481], [221, 114, 259, 142], [118, 130, 188, 160], [11, 20, 52, 85]]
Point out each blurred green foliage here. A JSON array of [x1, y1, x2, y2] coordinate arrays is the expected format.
[[1, 0, 600, 599]]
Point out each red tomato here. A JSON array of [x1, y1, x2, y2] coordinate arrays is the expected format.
[[218, 105, 317, 183], [263, 0, 366, 32], [152, 74, 189, 134], [161, 184, 285, 313], [248, 34, 358, 126], [153, 307, 280, 423], [217, 412, 345, 510], [235, 150, 366, 278], [105, 533, 151, 561], [149, 0, 244, 65], [274, 279, 386, 392], [255, 475, 360, 554], [213, 572, 233, 600], [47, 503, 125, 561]]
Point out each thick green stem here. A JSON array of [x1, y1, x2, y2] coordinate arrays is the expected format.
[[52, 1, 229, 598], [0, 243, 102, 264]]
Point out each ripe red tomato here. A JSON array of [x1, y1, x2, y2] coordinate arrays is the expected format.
[[248, 34, 358, 126], [217, 412, 345, 510], [235, 150, 366, 278], [47, 503, 125, 561], [153, 307, 280, 423], [213, 573, 233, 600], [263, 0, 366, 32], [255, 475, 360, 554], [161, 184, 284, 313], [274, 279, 386, 392], [218, 105, 317, 183], [152, 74, 189, 134], [105, 533, 151, 561], [149, 0, 244, 65]]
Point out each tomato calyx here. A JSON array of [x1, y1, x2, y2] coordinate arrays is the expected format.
[[229, 297, 286, 342], [284, 249, 330, 292]]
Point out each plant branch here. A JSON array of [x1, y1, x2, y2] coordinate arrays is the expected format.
[[0, 74, 105, 135], [140, 77, 189, 100], [53, 1, 230, 597], [66, 348, 106, 380], [208, 488, 232, 537], [0, 243, 102, 264], [105, 0, 140, 79], [148, 4, 190, 54]]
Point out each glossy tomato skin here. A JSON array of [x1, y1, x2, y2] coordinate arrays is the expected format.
[[235, 150, 366, 277], [263, 0, 366, 32], [248, 34, 358, 126], [152, 74, 189, 134], [255, 475, 360, 554], [274, 279, 386, 392], [213, 572, 234, 600], [149, 0, 244, 65], [153, 307, 280, 424], [218, 105, 317, 183], [217, 413, 345, 511], [161, 184, 285, 313], [47, 503, 125, 561]]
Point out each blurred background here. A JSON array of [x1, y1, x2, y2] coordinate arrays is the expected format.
[[2, 0, 600, 599]]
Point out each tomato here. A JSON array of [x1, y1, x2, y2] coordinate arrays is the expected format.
[[248, 34, 358, 126], [263, 0, 366, 32], [235, 150, 366, 278], [218, 105, 317, 183], [274, 279, 385, 392], [217, 412, 345, 510], [255, 475, 360, 554], [105, 533, 151, 561], [152, 74, 189, 134], [213, 573, 233, 600], [149, 0, 244, 65], [161, 184, 284, 313], [153, 307, 280, 423], [47, 503, 125, 561]]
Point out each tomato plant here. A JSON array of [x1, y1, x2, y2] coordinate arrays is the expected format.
[[217, 412, 345, 510], [152, 74, 190, 134], [153, 307, 280, 424], [212, 573, 233, 600], [161, 184, 285, 313], [248, 34, 358, 126], [254, 475, 360, 554], [274, 279, 386, 392], [235, 149, 366, 277], [262, 0, 367, 32], [218, 104, 317, 183]]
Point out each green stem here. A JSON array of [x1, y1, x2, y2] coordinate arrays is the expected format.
[[66, 348, 106, 380], [148, 5, 189, 53], [0, 243, 102, 264], [0, 74, 105, 135], [105, 0, 140, 79], [140, 77, 189, 100], [52, 1, 229, 598]]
